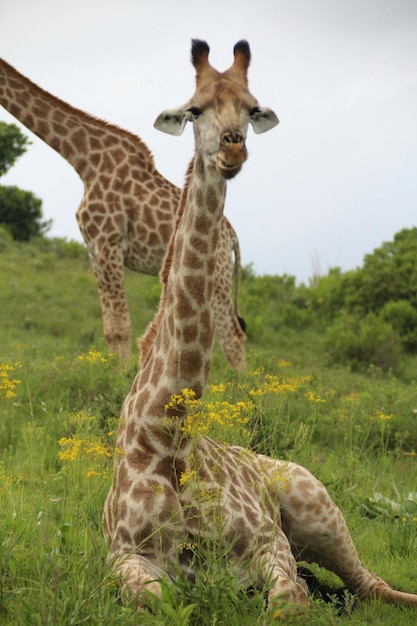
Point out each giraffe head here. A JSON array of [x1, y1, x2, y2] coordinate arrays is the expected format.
[[154, 40, 278, 179]]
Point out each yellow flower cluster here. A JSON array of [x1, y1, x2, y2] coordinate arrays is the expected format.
[[304, 390, 327, 404], [179, 468, 197, 486], [266, 467, 288, 489], [165, 387, 199, 412], [208, 383, 227, 394], [249, 373, 304, 396], [164, 388, 254, 441], [76, 350, 108, 363], [373, 410, 394, 421], [58, 431, 119, 478], [0, 362, 21, 400], [182, 399, 252, 438], [58, 435, 112, 461], [0, 465, 24, 488], [67, 409, 99, 433]]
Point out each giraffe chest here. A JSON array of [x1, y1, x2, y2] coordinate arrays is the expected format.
[[178, 442, 281, 544]]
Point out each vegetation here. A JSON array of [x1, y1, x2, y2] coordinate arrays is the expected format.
[[239, 227, 417, 376], [0, 122, 51, 240], [0, 121, 29, 177], [1, 233, 417, 625]]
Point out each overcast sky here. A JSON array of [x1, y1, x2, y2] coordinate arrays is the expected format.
[[1, 0, 416, 284]]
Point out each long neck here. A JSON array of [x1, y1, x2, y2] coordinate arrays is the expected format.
[[133, 155, 226, 419], [0, 58, 154, 180]]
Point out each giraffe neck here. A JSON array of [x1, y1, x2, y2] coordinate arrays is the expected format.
[[124, 156, 226, 451], [0, 58, 154, 180]]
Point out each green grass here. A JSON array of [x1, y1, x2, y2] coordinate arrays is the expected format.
[[1, 238, 417, 625]]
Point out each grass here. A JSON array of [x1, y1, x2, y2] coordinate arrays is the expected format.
[[1, 237, 417, 624]]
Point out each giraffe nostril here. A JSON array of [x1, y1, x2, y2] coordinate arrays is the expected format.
[[221, 130, 244, 145]]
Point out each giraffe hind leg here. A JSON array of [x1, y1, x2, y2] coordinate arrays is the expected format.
[[277, 462, 417, 607], [297, 566, 359, 615], [88, 247, 132, 363]]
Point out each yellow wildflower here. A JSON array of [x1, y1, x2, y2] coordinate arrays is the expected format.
[[77, 349, 108, 363], [209, 383, 227, 394], [86, 469, 103, 478], [180, 469, 197, 486], [249, 373, 299, 396], [165, 388, 198, 412], [374, 410, 394, 421], [58, 436, 83, 461], [305, 390, 327, 404], [0, 362, 21, 400]]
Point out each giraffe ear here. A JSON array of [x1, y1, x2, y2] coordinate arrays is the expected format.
[[250, 107, 279, 134], [154, 108, 190, 135]]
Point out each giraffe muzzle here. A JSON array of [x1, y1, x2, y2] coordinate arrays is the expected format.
[[217, 129, 247, 179]]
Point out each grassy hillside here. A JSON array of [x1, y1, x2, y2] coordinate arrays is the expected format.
[[1, 237, 416, 625]]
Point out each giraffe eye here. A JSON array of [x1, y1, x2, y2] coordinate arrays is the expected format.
[[187, 107, 202, 119], [249, 106, 261, 117]]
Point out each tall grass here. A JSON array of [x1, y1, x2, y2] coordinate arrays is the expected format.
[[1, 238, 416, 625]]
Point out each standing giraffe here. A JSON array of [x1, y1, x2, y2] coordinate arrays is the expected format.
[[103, 40, 417, 617], [0, 57, 246, 367]]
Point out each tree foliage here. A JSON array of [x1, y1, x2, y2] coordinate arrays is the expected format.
[[242, 228, 417, 371], [0, 121, 29, 177], [0, 121, 51, 240], [358, 228, 417, 310], [0, 185, 51, 240], [312, 228, 417, 368]]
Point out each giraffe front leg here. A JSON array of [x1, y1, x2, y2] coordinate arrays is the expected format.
[[252, 533, 310, 619], [112, 553, 165, 609]]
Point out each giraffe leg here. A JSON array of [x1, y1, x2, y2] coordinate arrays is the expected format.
[[112, 554, 164, 609], [88, 246, 132, 363], [252, 533, 309, 618], [213, 289, 246, 370], [212, 223, 246, 370], [277, 462, 417, 607]]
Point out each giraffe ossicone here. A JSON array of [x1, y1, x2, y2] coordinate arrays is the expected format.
[[0, 56, 246, 369], [103, 40, 417, 618]]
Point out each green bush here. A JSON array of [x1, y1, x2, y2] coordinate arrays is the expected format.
[[0, 185, 51, 240], [381, 300, 417, 350], [323, 312, 402, 372]]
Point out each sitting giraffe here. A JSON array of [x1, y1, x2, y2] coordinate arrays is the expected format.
[[0, 58, 246, 367], [102, 40, 417, 617]]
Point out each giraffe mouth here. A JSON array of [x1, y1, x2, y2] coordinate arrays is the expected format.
[[216, 158, 243, 179]]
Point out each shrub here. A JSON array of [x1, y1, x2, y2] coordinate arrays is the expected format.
[[381, 300, 417, 350], [323, 312, 402, 372], [0, 185, 51, 240]]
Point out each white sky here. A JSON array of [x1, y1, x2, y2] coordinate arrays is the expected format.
[[1, 0, 416, 284]]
